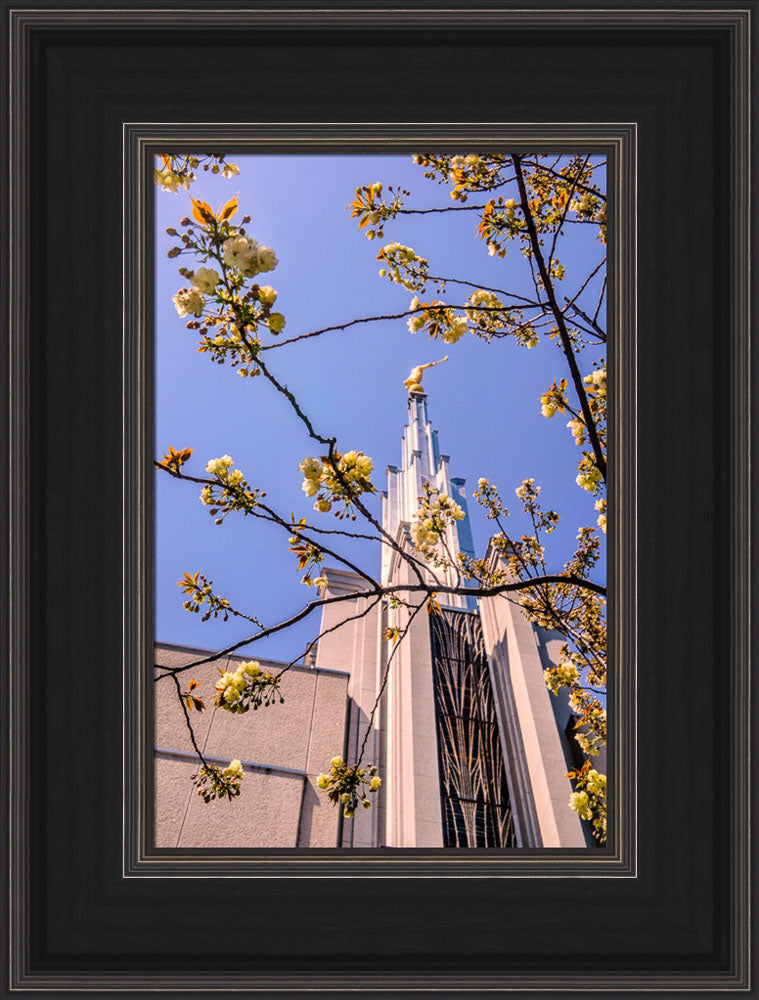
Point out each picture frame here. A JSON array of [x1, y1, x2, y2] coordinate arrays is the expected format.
[[2, 3, 753, 995], [141, 126, 629, 866]]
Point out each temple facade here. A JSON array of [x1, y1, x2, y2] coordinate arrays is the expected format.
[[155, 389, 589, 849]]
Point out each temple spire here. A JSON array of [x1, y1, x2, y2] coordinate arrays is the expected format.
[[381, 379, 476, 609]]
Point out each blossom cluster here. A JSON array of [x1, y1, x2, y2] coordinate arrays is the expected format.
[[407, 297, 468, 344], [377, 243, 429, 291], [478, 196, 522, 259], [549, 258, 566, 280], [288, 530, 327, 589], [155, 169, 193, 194], [171, 240, 282, 326], [214, 660, 283, 714], [540, 391, 559, 419], [155, 153, 239, 194], [538, 368, 606, 505], [569, 190, 607, 241], [200, 455, 264, 523], [567, 417, 585, 446], [206, 454, 235, 475], [576, 455, 604, 494], [575, 365, 607, 494], [299, 451, 375, 516], [165, 197, 285, 375], [409, 486, 466, 554], [316, 756, 381, 818], [568, 763, 607, 840], [222, 234, 279, 278], [349, 182, 409, 241], [408, 153, 510, 203], [570, 191, 601, 217], [568, 686, 607, 756], [514, 479, 560, 535], [525, 154, 606, 238], [446, 153, 509, 201], [192, 759, 244, 803], [497, 476, 607, 829], [583, 365, 606, 398], [466, 288, 501, 316], [568, 789, 592, 820], [586, 768, 606, 796], [543, 660, 581, 695], [515, 477, 537, 502], [595, 498, 607, 534], [172, 285, 205, 317], [178, 570, 232, 623], [472, 477, 509, 522], [539, 382, 570, 421]]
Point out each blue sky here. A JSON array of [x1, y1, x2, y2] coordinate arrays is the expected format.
[[155, 154, 606, 662]]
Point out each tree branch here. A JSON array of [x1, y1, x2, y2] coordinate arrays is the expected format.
[[154, 571, 606, 682], [512, 154, 607, 480]]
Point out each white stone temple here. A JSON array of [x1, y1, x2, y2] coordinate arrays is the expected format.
[[155, 388, 590, 848]]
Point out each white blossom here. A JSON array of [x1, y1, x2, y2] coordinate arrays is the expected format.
[[268, 312, 286, 334], [255, 246, 278, 273], [258, 285, 278, 306], [206, 455, 234, 475], [223, 235, 257, 271], [569, 790, 592, 820], [191, 267, 220, 293], [172, 287, 205, 318], [441, 315, 468, 344]]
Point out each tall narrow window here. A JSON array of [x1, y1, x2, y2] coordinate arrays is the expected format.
[[430, 609, 516, 847]]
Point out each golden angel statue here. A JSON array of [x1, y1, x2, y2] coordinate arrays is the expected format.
[[403, 356, 449, 394]]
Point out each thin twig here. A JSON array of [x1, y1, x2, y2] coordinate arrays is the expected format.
[[171, 672, 209, 768], [274, 594, 383, 680], [254, 355, 427, 586], [520, 158, 607, 202]]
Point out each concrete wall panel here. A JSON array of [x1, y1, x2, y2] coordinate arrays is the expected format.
[[154, 756, 195, 847], [297, 776, 341, 847], [155, 645, 350, 848], [154, 654, 217, 754], [178, 769, 304, 848], [202, 667, 316, 771]]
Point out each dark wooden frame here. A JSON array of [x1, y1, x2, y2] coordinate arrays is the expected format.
[[2, 3, 754, 996], [129, 122, 632, 875]]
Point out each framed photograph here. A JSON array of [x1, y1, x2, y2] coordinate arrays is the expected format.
[[3, 3, 753, 996], [150, 145, 615, 857]]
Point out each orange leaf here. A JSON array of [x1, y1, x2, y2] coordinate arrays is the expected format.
[[426, 594, 442, 617], [190, 197, 215, 224], [219, 195, 238, 221]]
